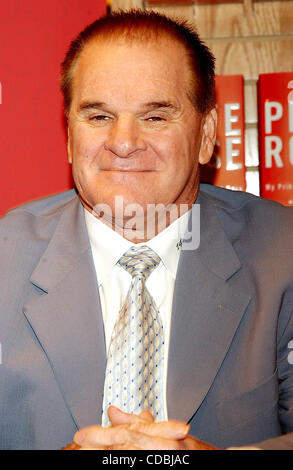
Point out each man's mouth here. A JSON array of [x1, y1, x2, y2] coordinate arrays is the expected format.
[[101, 168, 154, 172]]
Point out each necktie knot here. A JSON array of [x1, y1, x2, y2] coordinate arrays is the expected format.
[[118, 245, 160, 280]]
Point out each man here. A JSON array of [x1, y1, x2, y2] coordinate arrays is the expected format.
[[0, 10, 293, 450]]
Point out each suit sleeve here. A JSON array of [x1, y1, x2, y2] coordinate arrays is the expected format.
[[256, 287, 293, 449]]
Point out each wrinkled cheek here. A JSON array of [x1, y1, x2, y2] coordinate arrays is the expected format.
[[72, 144, 102, 174], [71, 128, 101, 162]]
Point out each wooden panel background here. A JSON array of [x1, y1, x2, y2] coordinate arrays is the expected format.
[[110, 0, 293, 196]]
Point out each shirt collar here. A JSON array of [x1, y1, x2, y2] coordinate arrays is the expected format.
[[146, 210, 190, 278], [84, 208, 190, 285]]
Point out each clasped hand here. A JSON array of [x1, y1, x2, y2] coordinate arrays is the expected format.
[[63, 406, 218, 450]]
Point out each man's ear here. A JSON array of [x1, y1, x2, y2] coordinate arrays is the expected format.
[[198, 107, 217, 165], [67, 125, 72, 164]]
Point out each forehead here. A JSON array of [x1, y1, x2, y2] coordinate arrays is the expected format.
[[71, 38, 193, 106]]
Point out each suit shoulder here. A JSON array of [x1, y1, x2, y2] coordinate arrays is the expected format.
[[200, 184, 293, 220], [0, 190, 78, 241], [199, 184, 293, 249], [1, 189, 77, 218]]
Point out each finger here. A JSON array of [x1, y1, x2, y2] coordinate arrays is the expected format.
[[107, 443, 142, 450], [62, 442, 82, 450], [114, 434, 184, 451], [70, 441, 142, 451], [108, 406, 154, 425], [227, 446, 260, 450], [62, 442, 103, 450], [78, 428, 185, 450], [77, 443, 143, 450], [181, 436, 220, 450], [139, 410, 155, 422], [74, 420, 189, 447]]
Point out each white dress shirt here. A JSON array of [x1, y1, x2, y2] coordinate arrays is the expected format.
[[84, 208, 190, 419]]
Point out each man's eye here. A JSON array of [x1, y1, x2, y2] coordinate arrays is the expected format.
[[146, 116, 164, 122], [90, 115, 111, 121]]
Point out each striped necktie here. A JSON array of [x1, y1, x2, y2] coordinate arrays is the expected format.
[[102, 245, 164, 426]]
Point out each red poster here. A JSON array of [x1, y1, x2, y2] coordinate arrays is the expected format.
[[258, 72, 293, 206], [200, 75, 246, 191], [0, 0, 106, 216]]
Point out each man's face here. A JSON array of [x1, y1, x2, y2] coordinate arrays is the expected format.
[[68, 37, 216, 218]]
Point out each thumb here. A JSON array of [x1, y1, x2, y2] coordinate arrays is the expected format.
[[108, 406, 154, 425]]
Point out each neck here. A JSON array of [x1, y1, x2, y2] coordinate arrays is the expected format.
[[79, 190, 198, 243]]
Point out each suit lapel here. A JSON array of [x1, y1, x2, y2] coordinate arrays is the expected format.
[[23, 197, 106, 429], [167, 191, 251, 422]]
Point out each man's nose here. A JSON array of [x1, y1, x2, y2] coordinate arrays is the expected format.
[[104, 115, 146, 157]]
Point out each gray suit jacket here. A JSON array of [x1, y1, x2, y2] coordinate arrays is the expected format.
[[0, 185, 293, 450]]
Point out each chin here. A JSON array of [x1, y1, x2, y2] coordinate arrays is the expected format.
[[89, 191, 150, 217]]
